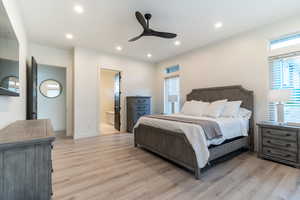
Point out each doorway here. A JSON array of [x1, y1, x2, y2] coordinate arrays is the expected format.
[[99, 69, 121, 135]]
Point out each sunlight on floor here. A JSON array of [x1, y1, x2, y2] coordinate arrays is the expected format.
[[100, 123, 120, 135]]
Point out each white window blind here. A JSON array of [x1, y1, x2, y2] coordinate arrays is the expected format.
[[269, 52, 300, 122], [164, 76, 180, 114]]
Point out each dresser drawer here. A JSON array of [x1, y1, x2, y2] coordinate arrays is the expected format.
[[262, 128, 297, 141], [135, 111, 148, 118], [262, 138, 297, 153], [133, 104, 149, 111], [263, 147, 297, 162], [130, 98, 150, 104]]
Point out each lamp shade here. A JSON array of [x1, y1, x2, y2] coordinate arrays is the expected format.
[[269, 89, 291, 103], [168, 95, 178, 102]]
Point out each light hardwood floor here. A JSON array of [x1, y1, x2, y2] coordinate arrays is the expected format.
[[52, 134, 300, 200]]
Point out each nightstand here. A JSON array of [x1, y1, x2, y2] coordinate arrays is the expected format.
[[257, 122, 300, 168]]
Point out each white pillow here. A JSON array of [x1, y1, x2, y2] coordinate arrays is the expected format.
[[181, 101, 209, 116], [238, 108, 252, 120], [203, 99, 227, 118], [221, 101, 242, 118], [181, 101, 194, 115]]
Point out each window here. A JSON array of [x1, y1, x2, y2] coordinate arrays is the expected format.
[[269, 52, 300, 122], [164, 76, 180, 114], [270, 33, 300, 50], [165, 65, 180, 74]]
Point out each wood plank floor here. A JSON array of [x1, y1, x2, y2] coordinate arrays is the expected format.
[[52, 134, 300, 200]]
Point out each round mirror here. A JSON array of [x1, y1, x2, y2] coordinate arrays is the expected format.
[[39, 79, 62, 98], [0, 76, 20, 92]]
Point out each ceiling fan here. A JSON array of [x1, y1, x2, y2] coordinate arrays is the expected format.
[[129, 11, 177, 42]]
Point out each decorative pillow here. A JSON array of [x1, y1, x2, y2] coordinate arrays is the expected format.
[[203, 99, 228, 118], [221, 101, 242, 118], [181, 101, 209, 116], [238, 108, 252, 120]]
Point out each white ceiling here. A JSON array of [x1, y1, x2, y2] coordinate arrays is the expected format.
[[18, 0, 300, 63]]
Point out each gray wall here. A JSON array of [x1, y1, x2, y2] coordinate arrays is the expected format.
[[37, 64, 66, 132]]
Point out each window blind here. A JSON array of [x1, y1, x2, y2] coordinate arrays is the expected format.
[[269, 51, 300, 122], [164, 76, 180, 114]]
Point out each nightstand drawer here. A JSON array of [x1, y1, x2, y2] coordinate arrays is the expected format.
[[263, 147, 297, 162], [262, 128, 297, 141], [262, 138, 297, 153]]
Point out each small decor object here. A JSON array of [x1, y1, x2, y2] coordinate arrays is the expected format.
[[269, 89, 291, 124], [40, 79, 62, 98], [168, 95, 178, 114]]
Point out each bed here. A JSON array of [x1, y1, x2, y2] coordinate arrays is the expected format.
[[133, 85, 254, 179]]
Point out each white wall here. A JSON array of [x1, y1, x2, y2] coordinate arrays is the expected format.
[[100, 69, 117, 124], [0, 0, 28, 129], [29, 43, 74, 136], [74, 48, 157, 139], [37, 64, 66, 131], [156, 15, 300, 149]]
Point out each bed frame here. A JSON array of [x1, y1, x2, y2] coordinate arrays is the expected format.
[[134, 85, 254, 179]]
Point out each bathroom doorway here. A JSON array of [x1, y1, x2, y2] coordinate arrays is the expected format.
[[99, 69, 121, 135]]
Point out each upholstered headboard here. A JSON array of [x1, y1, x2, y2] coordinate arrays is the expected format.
[[186, 85, 254, 151]]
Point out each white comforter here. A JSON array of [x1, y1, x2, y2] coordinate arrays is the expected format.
[[134, 114, 249, 168]]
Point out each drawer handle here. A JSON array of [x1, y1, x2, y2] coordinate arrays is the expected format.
[[267, 150, 291, 158], [267, 141, 291, 148], [266, 131, 291, 137]]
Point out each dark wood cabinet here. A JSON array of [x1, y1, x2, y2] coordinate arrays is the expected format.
[[257, 122, 300, 168], [126, 96, 151, 133], [0, 120, 55, 200]]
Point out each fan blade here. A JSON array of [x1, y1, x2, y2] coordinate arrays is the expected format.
[[128, 34, 143, 42], [150, 30, 177, 38], [135, 11, 147, 29]]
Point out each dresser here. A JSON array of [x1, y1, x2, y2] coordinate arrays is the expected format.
[[0, 119, 55, 200], [127, 96, 151, 133], [257, 122, 300, 168]]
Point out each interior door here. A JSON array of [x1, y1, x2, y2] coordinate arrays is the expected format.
[[114, 72, 121, 131], [26, 57, 38, 120]]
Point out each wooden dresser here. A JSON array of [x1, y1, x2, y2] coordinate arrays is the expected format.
[[257, 122, 300, 168], [0, 119, 55, 200], [126, 96, 151, 133]]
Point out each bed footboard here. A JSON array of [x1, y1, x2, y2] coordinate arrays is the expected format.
[[134, 124, 249, 180], [134, 124, 201, 179]]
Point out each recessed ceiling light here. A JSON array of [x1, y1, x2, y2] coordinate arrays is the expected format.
[[116, 46, 122, 51], [214, 22, 223, 29], [65, 33, 73, 39], [174, 40, 181, 46], [74, 5, 84, 14], [147, 53, 152, 58]]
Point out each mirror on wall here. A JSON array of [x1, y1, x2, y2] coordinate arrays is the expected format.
[[39, 79, 63, 98], [0, 1, 19, 96]]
